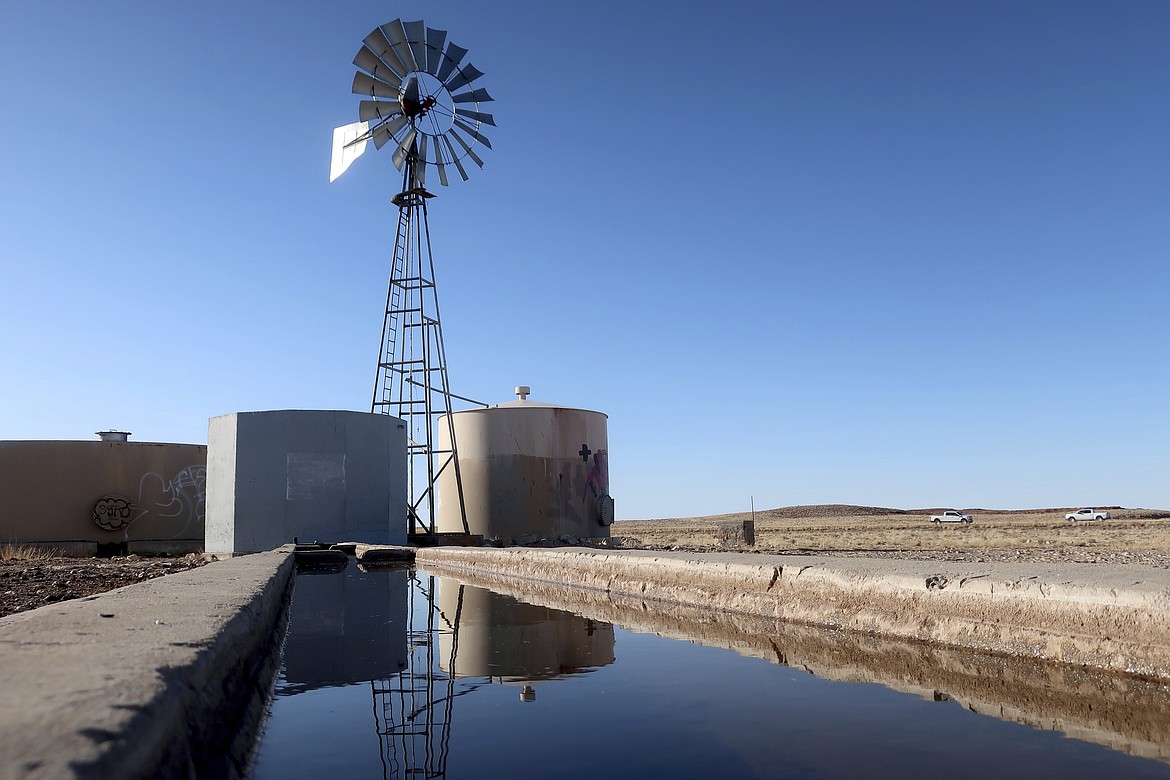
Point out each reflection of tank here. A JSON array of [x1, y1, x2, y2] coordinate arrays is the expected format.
[[436, 579, 615, 685], [435, 387, 613, 541], [281, 565, 409, 691]]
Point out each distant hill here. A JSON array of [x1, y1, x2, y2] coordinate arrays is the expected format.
[[619, 504, 1140, 523], [752, 504, 1130, 517], [912, 506, 1126, 515], [758, 504, 905, 518]]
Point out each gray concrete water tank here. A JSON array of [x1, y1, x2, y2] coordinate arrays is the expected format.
[[435, 387, 613, 541], [206, 410, 407, 554]]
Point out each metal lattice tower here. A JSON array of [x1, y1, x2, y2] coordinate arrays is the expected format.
[[371, 159, 467, 534], [330, 18, 495, 535]]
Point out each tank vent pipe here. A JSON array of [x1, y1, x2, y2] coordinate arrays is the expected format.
[[515, 385, 530, 401]]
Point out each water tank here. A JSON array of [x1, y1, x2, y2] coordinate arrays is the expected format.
[[206, 410, 408, 554], [435, 387, 613, 541]]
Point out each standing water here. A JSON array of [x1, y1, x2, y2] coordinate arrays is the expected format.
[[251, 564, 1170, 779]]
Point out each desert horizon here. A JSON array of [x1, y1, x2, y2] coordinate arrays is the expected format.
[[614, 505, 1170, 566]]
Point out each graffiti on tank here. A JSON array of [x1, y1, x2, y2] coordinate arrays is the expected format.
[[136, 465, 207, 537], [581, 448, 608, 503], [93, 495, 134, 531]]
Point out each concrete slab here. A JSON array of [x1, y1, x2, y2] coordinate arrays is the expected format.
[[354, 544, 415, 564], [415, 547, 1170, 679], [0, 549, 294, 780]]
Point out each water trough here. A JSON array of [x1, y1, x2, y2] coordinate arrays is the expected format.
[[3, 545, 1170, 777]]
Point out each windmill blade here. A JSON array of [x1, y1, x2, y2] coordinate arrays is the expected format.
[[454, 108, 496, 127], [402, 76, 420, 106], [371, 116, 408, 149], [414, 135, 427, 187], [441, 135, 470, 181], [453, 118, 492, 150], [359, 100, 404, 123], [392, 128, 418, 171], [383, 19, 417, 72], [435, 43, 467, 82], [363, 27, 409, 76], [452, 87, 493, 104], [404, 20, 427, 74], [354, 45, 403, 86], [425, 27, 447, 75], [445, 63, 485, 92], [435, 156, 449, 186], [352, 71, 400, 99], [330, 121, 369, 182], [447, 126, 485, 168]]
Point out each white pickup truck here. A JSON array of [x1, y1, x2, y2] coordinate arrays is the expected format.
[[1065, 508, 1110, 522], [930, 511, 973, 524]]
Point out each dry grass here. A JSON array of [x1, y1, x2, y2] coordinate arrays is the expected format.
[[614, 506, 1170, 557], [0, 544, 60, 562]]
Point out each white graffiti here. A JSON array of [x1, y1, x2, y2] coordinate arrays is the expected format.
[[136, 465, 207, 538]]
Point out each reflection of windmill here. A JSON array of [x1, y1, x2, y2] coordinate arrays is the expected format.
[[331, 18, 496, 534], [370, 573, 469, 780], [368, 576, 617, 779]]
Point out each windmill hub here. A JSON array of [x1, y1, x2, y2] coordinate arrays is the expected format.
[[398, 72, 451, 131], [401, 94, 437, 118]]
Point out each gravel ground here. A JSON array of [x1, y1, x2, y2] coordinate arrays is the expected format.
[[0, 555, 207, 619], [615, 506, 1170, 568], [625, 544, 1170, 567]]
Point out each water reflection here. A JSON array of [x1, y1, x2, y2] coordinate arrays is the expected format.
[[254, 564, 1170, 780], [281, 562, 408, 692], [263, 564, 614, 779], [438, 581, 614, 698]]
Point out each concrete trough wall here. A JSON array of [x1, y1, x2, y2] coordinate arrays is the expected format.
[[416, 547, 1170, 681], [0, 440, 207, 556], [0, 549, 294, 779]]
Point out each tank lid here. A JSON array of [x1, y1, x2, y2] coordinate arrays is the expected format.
[[488, 399, 607, 416], [95, 430, 131, 442], [445, 385, 607, 416]]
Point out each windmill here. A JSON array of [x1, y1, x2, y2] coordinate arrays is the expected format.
[[330, 18, 495, 535]]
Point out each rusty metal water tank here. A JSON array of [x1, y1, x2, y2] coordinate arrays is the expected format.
[[435, 386, 613, 541]]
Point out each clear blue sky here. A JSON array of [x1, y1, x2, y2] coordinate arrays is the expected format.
[[2, 1, 1167, 517]]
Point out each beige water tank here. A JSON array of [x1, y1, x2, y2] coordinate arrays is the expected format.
[[435, 387, 613, 541]]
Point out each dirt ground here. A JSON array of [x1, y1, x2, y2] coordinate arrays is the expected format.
[[3, 505, 1168, 619], [614, 505, 1170, 567], [0, 554, 206, 619]]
